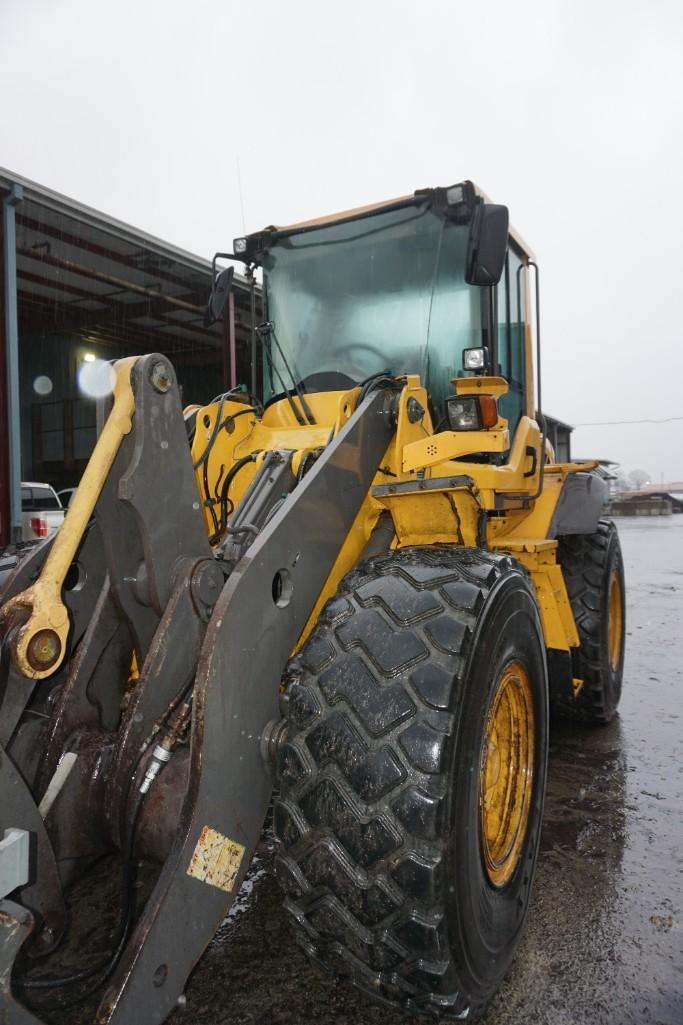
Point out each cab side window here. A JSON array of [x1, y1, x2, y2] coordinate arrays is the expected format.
[[496, 245, 526, 436]]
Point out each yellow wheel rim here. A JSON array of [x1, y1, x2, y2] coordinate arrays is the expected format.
[[608, 570, 623, 672], [480, 661, 535, 888]]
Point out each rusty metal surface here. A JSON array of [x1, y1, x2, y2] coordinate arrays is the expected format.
[[91, 387, 394, 1025], [0, 353, 219, 1025], [0, 523, 108, 755], [0, 372, 395, 1025], [94, 354, 213, 660], [0, 900, 45, 1025], [0, 539, 53, 607], [40, 729, 115, 890], [135, 750, 189, 865], [104, 568, 207, 849], [37, 579, 131, 794], [0, 747, 66, 949], [186, 827, 246, 893]]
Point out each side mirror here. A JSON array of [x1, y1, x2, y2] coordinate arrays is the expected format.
[[465, 203, 509, 286], [204, 264, 234, 327]]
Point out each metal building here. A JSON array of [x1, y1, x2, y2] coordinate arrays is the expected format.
[[0, 169, 256, 546], [544, 413, 573, 463]]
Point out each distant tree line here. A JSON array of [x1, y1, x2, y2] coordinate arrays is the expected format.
[[614, 469, 652, 492]]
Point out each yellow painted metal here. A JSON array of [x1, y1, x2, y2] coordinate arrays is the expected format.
[[490, 538, 557, 556], [455, 416, 541, 497], [401, 377, 514, 471], [186, 826, 245, 893], [190, 390, 357, 536], [532, 564, 580, 651], [403, 425, 510, 470], [373, 485, 481, 550], [486, 474, 564, 544], [546, 460, 599, 474], [400, 415, 540, 497], [387, 492, 460, 548], [260, 388, 359, 434], [0, 323, 589, 690], [394, 376, 434, 463], [484, 462, 600, 543], [189, 376, 588, 661], [0, 357, 138, 679], [608, 570, 623, 671], [297, 500, 383, 650], [490, 539, 579, 651], [128, 650, 140, 684], [190, 387, 391, 651], [480, 659, 535, 888], [452, 375, 509, 399]]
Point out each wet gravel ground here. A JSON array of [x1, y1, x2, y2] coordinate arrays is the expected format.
[[24, 517, 683, 1025]]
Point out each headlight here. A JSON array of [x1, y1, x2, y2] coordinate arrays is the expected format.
[[446, 394, 498, 430], [447, 396, 481, 430], [462, 347, 488, 371], [233, 237, 248, 255]]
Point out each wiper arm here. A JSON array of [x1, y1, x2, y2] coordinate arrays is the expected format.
[[257, 322, 316, 425], [256, 323, 309, 426]]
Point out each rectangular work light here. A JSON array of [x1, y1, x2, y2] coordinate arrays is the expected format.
[[462, 347, 489, 371]]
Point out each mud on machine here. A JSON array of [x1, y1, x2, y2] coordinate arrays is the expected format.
[[0, 181, 625, 1023]]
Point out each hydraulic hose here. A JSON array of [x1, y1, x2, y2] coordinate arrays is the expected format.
[[209, 452, 262, 545]]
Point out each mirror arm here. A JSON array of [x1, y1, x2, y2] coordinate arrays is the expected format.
[[212, 251, 252, 270]]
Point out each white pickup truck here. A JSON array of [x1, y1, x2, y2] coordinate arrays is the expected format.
[[21, 481, 65, 540], [0, 483, 65, 596]]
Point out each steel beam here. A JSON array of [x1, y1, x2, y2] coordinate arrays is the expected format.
[[2, 183, 23, 543]]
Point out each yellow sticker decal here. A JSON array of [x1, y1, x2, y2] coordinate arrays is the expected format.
[[187, 826, 245, 893]]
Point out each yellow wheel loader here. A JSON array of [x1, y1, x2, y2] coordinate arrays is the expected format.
[[0, 181, 625, 1024]]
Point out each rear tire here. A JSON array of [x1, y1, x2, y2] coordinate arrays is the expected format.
[[274, 547, 548, 1020], [556, 519, 625, 723]]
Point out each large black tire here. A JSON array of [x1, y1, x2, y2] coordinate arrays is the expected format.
[[556, 519, 625, 723], [274, 547, 549, 1021]]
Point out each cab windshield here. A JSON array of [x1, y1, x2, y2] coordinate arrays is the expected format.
[[261, 204, 483, 416]]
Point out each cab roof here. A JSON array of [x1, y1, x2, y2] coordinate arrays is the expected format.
[[264, 181, 534, 260]]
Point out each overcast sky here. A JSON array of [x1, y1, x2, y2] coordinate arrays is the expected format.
[[2, 0, 682, 481]]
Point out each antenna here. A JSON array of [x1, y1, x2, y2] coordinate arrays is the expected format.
[[236, 155, 247, 234]]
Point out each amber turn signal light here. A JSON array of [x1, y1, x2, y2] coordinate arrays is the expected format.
[[479, 395, 498, 428]]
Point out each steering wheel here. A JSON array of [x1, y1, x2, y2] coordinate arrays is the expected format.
[[330, 341, 388, 364], [306, 341, 389, 383]]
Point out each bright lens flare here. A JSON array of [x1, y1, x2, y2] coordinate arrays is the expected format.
[[78, 358, 115, 399], [33, 375, 53, 396]]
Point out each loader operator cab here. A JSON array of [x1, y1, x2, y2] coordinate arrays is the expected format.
[[229, 181, 532, 451]]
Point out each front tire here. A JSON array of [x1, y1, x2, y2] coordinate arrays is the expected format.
[[274, 547, 549, 1020]]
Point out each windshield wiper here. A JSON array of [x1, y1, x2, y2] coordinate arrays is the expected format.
[[256, 322, 316, 425]]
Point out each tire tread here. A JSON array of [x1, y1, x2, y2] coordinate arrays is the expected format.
[[274, 546, 525, 1019], [555, 518, 624, 722]]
